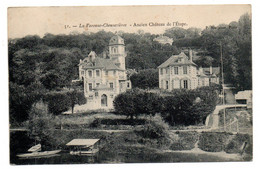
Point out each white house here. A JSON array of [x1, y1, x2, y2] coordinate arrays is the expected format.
[[158, 50, 220, 90], [77, 35, 131, 110], [153, 35, 173, 45]]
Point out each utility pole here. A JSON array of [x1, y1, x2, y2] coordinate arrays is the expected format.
[[220, 42, 226, 131]]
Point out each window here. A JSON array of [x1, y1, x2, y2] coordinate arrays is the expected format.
[[127, 82, 130, 88], [105, 71, 108, 76], [96, 83, 100, 87], [160, 69, 163, 75], [113, 70, 116, 75], [88, 70, 92, 77], [95, 92, 98, 97], [183, 80, 188, 89], [81, 71, 84, 75], [183, 66, 187, 74], [109, 82, 113, 89], [166, 68, 169, 74], [174, 67, 179, 75], [166, 81, 169, 89], [88, 83, 92, 91], [96, 70, 100, 77], [113, 47, 117, 53]]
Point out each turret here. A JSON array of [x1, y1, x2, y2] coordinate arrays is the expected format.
[[108, 35, 126, 70]]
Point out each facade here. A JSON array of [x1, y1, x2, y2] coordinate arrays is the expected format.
[[78, 35, 131, 110], [153, 35, 173, 45], [158, 50, 220, 90]]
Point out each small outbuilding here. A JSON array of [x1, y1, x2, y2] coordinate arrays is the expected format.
[[66, 139, 100, 155]]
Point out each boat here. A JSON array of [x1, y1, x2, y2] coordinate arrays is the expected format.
[[28, 144, 41, 152], [17, 150, 61, 158]]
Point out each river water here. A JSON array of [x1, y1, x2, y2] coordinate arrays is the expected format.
[[10, 131, 239, 165]]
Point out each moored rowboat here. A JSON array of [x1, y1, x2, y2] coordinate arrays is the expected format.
[[28, 144, 41, 152], [17, 150, 61, 158]]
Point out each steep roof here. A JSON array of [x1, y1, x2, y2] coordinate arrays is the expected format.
[[80, 57, 123, 70], [158, 52, 197, 68], [109, 35, 125, 45]]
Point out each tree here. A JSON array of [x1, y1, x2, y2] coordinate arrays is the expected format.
[[27, 101, 55, 145], [113, 89, 161, 119], [66, 88, 86, 114], [130, 69, 159, 89]]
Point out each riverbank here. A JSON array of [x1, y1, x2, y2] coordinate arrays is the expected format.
[[10, 128, 252, 165]]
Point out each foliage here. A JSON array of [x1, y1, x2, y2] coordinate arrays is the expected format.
[[9, 82, 46, 124], [130, 69, 159, 89], [27, 101, 56, 145], [198, 132, 231, 152], [135, 114, 170, 139], [134, 114, 173, 149], [224, 134, 252, 154], [160, 86, 219, 126], [113, 86, 218, 126], [113, 88, 162, 119], [170, 131, 199, 150], [44, 90, 86, 115]]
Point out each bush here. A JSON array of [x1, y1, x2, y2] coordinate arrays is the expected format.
[[224, 134, 252, 154], [170, 131, 199, 150], [198, 132, 232, 152], [44, 91, 70, 115], [161, 86, 218, 126], [134, 114, 172, 149], [113, 86, 218, 126], [113, 88, 162, 119]]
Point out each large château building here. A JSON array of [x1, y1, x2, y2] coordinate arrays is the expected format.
[[78, 35, 131, 110], [158, 50, 219, 90]]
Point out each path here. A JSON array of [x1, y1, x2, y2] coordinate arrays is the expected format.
[[205, 104, 247, 129]]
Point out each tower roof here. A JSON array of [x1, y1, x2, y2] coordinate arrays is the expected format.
[[109, 35, 125, 45]]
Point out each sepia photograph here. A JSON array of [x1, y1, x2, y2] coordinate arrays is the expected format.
[[7, 4, 252, 165]]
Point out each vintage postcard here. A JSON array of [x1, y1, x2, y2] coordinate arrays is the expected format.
[[8, 5, 252, 165]]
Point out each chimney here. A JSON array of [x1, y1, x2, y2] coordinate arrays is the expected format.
[[189, 49, 193, 61], [210, 66, 213, 74]]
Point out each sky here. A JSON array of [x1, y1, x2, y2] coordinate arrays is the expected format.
[[7, 5, 251, 38]]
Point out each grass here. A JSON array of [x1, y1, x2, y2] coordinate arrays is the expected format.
[[56, 111, 127, 129]]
